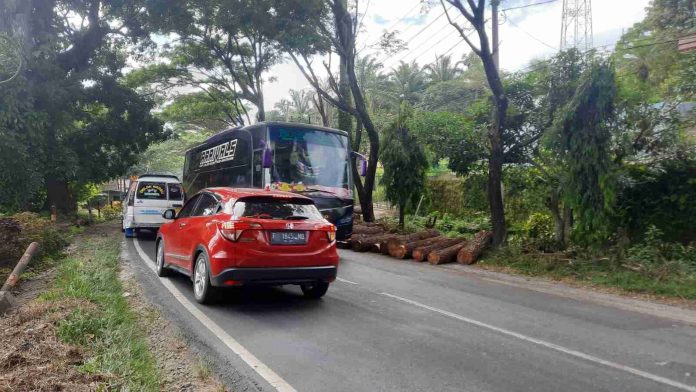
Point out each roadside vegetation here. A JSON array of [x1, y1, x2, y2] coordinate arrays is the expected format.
[[41, 228, 161, 390], [1, 0, 694, 300]]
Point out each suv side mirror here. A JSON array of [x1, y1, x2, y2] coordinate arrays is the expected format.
[[162, 209, 177, 220]]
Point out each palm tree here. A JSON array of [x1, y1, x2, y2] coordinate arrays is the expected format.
[[387, 61, 426, 106], [425, 54, 464, 84], [355, 55, 389, 112], [288, 89, 312, 123]]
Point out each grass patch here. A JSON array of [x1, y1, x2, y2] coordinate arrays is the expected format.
[[480, 244, 696, 299], [41, 230, 161, 390]]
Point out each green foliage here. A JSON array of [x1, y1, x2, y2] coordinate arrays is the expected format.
[[48, 232, 160, 390], [380, 111, 429, 226], [11, 212, 69, 258], [524, 213, 554, 242], [626, 225, 696, 276], [100, 205, 122, 221], [614, 159, 696, 243], [378, 212, 489, 238], [549, 60, 617, 245]]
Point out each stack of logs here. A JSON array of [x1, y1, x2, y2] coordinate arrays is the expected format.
[[347, 224, 493, 265]]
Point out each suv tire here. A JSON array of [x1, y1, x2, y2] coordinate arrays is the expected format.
[[156, 240, 171, 277], [301, 281, 329, 299], [193, 253, 216, 304]]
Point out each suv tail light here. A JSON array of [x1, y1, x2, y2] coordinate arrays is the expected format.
[[323, 225, 337, 242], [219, 221, 262, 242]]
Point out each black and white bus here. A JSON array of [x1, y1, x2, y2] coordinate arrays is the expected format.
[[183, 122, 366, 240]]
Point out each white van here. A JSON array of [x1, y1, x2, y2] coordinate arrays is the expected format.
[[122, 174, 184, 238]]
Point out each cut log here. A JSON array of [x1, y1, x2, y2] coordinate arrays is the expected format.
[[412, 238, 464, 262], [376, 234, 401, 254], [352, 233, 394, 252], [385, 229, 440, 255], [428, 241, 468, 265], [457, 231, 493, 265], [389, 236, 446, 259], [347, 234, 370, 249], [352, 225, 384, 235]]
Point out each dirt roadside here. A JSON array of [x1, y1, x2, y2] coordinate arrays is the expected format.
[[0, 222, 229, 391]]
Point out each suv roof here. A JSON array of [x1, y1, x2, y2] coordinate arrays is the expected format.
[[137, 174, 180, 182]]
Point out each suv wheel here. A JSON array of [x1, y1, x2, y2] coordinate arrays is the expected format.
[[156, 240, 170, 277], [301, 281, 329, 299], [193, 253, 215, 304]]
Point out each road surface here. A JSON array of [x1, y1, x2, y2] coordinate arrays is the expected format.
[[122, 233, 696, 392]]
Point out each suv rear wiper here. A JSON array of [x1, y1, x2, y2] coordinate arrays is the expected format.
[[283, 215, 310, 220], [295, 187, 346, 200]]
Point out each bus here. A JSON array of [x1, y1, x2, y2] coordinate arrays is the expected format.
[[183, 122, 365, 241]]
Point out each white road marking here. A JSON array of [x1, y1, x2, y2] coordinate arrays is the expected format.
[[336, 277, 358, 285], [132, 239, 297, 392], [380, 292, 696, 392]]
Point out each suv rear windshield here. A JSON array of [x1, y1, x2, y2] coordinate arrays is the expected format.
[[168, 183, 184, 200], [137, 182, 166, 200], [229, 197, 324, 221]]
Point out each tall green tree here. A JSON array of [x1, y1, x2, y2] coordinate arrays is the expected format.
[[549, 60, 617, 245], [381, 109, 429, 228], [0, 0, 168, 212]]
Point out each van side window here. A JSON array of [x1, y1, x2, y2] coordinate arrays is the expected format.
[[168, 183, 183, 200], [127, 182, 137, 206]]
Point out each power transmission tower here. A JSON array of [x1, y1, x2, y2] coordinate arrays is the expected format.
[[560, 0, 593, 51]]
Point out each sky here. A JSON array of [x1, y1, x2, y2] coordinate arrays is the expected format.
[[261, 0, 652, 115]]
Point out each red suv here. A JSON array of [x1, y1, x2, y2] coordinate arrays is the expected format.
[[156, 187, 339, 303]]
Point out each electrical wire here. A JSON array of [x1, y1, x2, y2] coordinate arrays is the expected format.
[[500, 0, 559, 12]]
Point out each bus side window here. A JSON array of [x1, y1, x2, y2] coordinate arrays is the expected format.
[[253, 150, 262, 188]]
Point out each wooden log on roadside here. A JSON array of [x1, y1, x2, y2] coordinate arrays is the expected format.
[[412, 238, 464, 262], [457, 231, 493, 265], [352, 225, 384, 235], [373, 234, 401, 254], [385, 230, 440, 255], [347, 234, 369, 249], [428, 241, 469, 265], [352, 233, 394, 252], [389, 236, 446, 259]]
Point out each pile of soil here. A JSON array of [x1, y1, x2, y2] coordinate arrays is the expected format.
[[0, 299, 108, 391]]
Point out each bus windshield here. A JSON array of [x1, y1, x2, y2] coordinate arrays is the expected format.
[[269, 126, 352, 199]]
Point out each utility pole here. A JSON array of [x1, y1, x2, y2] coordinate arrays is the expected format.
[[491, 0, 500, 70], [560, 0, 593, 51]]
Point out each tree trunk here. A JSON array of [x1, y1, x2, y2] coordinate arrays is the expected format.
[[562, 204, 572, 246], [332, 0, 377, 222], [457, 231, 493, 265], [412, 237, 464, 262], [46, 178, 76, 214], [386, 230, 440, 255], [398, 203, 405, 229], [389, 236, 444, 259], [428, 241, 468, 265]]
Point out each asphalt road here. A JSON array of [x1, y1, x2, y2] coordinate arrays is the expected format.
[[123, 233, 696, 392]]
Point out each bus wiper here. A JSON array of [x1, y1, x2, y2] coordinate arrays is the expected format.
[[283, 215, 310, 220]]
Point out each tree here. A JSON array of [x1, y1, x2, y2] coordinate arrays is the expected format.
[[387, 61, 427, 106], [548, 60, 617, 245], [381, 110, 429, 228], [0, 0, 168, 213], [425, 54, 464, 83], [440, 0, 509, 246], [288, 0, 382, 222]]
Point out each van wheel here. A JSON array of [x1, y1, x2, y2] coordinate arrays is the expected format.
[[124, 228, 136, 238], [156, 240, 170, 277], [301, 281, 329, 299], [193, 253, 216, 304]]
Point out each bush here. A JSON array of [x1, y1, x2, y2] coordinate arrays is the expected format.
[[625, 225, 696, 278], [1, 212, 70, 260], [101, 205, 122, 221]]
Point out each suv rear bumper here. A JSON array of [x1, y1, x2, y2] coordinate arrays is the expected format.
[[210, 265, 338, 287]]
